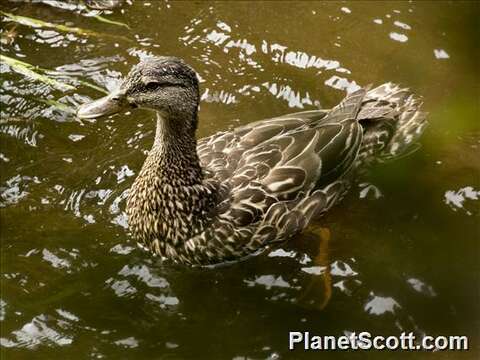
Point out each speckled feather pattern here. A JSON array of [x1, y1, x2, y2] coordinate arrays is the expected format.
[[125, 69, 427, 265]]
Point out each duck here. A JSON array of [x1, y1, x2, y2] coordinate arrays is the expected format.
[[77, 56, 427, 266]]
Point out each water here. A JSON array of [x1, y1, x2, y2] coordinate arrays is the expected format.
[[0, 1, 478, 359]]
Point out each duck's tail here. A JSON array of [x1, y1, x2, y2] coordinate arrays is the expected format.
[[355, 83, 428, 169]]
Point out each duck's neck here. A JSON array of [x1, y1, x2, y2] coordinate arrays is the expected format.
[[127, 109, 218, 252], [149, 111, 203, 186]]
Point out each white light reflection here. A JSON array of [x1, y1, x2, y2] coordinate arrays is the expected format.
[[444, 186, 479, 215], [364, 292, 401, 315]]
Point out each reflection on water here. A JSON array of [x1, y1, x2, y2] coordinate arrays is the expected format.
[[407, 278, 436, 298], [444, 186, 479, 216], [0, 0, 479, 358], [2, 314, 73, 349]]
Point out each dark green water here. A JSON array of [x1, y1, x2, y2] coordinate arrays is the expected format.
[[0, 1, 479, 359]]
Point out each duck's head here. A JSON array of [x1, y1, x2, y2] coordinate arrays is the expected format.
[[77, 56, 200, 126]]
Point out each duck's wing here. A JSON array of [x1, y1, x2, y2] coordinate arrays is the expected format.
[[197, 116, 309, 178], [197, 107, 332, 171], [200, 89, 366, 227], [197, 110, 333, 181], [202, 89, 365, 184]]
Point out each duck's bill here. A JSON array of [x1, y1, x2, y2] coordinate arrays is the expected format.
[[77, 90, 128, 119]]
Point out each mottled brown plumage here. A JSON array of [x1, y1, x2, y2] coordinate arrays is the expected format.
[[77, 56, 427, 266]]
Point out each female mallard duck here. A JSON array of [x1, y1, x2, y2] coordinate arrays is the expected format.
[[78, 56, 427, 266]]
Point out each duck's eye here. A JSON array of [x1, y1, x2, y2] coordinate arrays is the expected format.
[[144, 81, 185, 91], [145, 81, 165, 91]]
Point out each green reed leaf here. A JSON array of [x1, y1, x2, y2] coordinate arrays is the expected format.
[[37, 99, 77, 114], [0, 11, 132, 42], [91, 14, 130, 29], [0, 55, 75, 91], [0, 55, 109, 94]]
